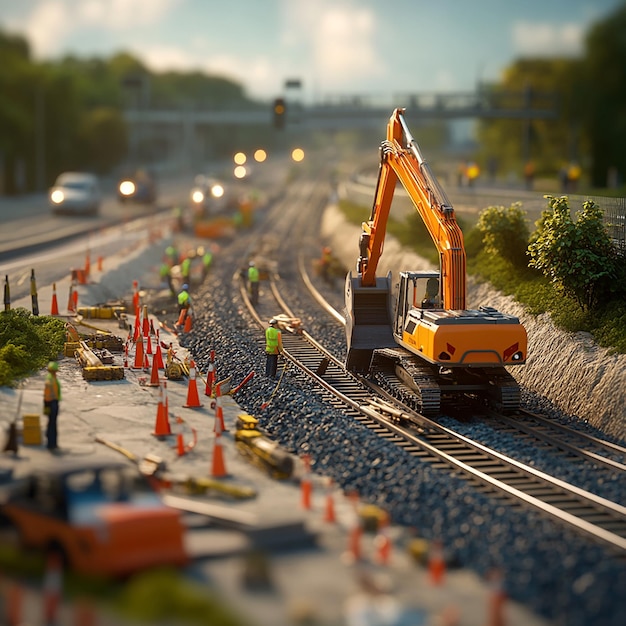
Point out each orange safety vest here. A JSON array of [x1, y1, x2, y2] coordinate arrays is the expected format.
[[44, 372, 61, 402]]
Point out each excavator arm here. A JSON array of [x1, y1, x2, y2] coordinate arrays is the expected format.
[[357, 108, 465, 310]]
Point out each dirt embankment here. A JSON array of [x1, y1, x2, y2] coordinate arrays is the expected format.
[[321, 205, 626, 441]]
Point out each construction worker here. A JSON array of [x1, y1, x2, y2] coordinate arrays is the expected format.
[[265, 318, 283, 378], [165, 244, 179, 266], [159, 260, 175, 295], [176, 284, 191, 330], [320, 246, 332, 283], [248, 261, 260, 305], [181, 254, 192, 285], [200, 246, 213, 279], [43, 361, 61, 451], [421, 277, 440, 309]]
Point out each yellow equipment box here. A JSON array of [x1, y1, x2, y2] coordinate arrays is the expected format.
[[22, 414, 42, 446]]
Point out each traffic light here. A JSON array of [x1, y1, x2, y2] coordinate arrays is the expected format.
[[273, 97, 286, 130]]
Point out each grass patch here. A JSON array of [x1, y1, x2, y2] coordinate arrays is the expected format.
[[0, 308, 66, 386]]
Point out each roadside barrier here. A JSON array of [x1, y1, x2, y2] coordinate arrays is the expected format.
[[50, 282, 59, 315], [183, 360, 203, 408]]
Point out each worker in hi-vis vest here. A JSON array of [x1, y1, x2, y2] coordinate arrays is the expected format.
[[43, 361, 62, 451], [265, 318, 283, 377], [248, 261, 260, 305]]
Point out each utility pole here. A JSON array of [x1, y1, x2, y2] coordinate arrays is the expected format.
[[35, 85, 46, 191]]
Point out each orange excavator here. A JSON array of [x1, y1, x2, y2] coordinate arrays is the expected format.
[[345, 108, 527, 415]]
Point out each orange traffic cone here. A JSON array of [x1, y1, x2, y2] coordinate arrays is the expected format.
[[153, 381, 171, 437], [84, 250, 91, 281], [429, 539, 446, 586], [146, 332, 153, 355], [73, 598, 97, 626], [132, 280, 139, 314], [133, 336, 145, 369], [142, 305, 150, 338], [154, 340, 165, 370], [183, 311, 193, 333], [211, 409, 227, 477], [50, 282, 59, 315], [133, 306, 141, 342], [67, 283, 75, 312], [373, 512, 392, 566], [7, 581, 24, 626], [42, 551, 63, 626], [148, 353, 160, 386], [72, 287, 78, 311], [205, 358, 215, 396], [183, 360, 203, 408], [214, 384, 225, 432], [97, 255, 103, 271], [486, 569, 507, 626], [301, 454, 312, 510], [323, 478, 337, 523], [345, 494, 363, 564]]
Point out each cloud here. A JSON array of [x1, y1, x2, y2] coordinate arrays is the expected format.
[[280, 1, 384, 93], [512, 21, 585, 57], [15, 0, 180, 58]]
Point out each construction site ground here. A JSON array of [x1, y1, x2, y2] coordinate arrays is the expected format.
[[0, 229, 551, 626]]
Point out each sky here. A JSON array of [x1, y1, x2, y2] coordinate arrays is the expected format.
[[0, 0, 622, 102]]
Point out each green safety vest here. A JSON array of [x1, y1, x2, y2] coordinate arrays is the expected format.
[[181, 258, 191, 276], [265, 326, 280, 353], [178, 290, 190, 307], [248, 266, 260, 282], [203, 252, 213, 268]]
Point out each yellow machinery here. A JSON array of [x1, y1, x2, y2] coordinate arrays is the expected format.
[[235, 414, 294, 479], [345, 108, 527, 415]]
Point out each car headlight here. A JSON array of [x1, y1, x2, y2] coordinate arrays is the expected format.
[[191, 190, 204, 203], [51, 190, 65, 204], [119, 180, 136, 196], [210, 184, 224, 198]]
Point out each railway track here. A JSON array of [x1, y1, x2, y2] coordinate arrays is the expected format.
[[231, 195, 626, 554]]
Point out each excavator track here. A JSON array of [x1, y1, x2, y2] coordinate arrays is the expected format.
[[371, 347, 441, 416]]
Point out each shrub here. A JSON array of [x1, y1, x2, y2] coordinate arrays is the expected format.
[[477, 203, 530, 268]]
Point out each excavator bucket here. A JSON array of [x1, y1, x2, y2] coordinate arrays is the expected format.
[[345, 272, 396, 372]]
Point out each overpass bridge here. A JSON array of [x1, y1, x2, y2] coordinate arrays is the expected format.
[[123, 89, 558, 168]]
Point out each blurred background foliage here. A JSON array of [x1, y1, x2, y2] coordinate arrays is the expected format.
[[1, 3, 625, 193]]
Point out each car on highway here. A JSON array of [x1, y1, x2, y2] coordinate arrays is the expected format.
[[118, 169, 157, 205], [189, 174, 237, 218], [0, 458, 188, 576], [49, 172, 102, 216]]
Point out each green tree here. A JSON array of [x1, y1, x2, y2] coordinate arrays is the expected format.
[[78, 107, 128, 173], [477, 203, 530, 268], [476, 59, 584, 179], [583, 3, 626, 187], [528, 196, 618, 311]]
